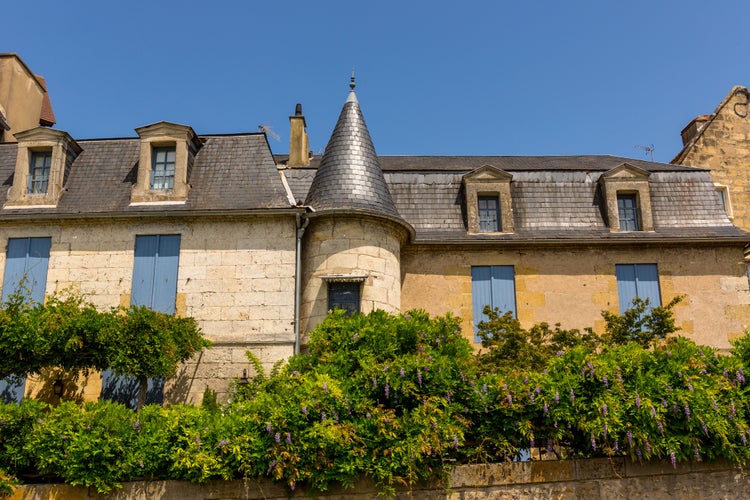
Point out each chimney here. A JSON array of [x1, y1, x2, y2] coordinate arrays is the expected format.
[[288, 103, 310, 167], [680, 115, 710, 146]]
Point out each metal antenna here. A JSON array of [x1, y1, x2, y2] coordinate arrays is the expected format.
[[635, 144, 655, 161]]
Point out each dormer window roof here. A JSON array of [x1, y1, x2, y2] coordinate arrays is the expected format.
[[4, 127, 81, 208], [600, 163, 653, 232], [462, 165, 514, 234], [130, 121, 201, 204]]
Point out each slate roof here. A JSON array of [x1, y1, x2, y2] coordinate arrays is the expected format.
[[304, 89, 401, 220], [283, 155, 748, 244], [0, 133, 293, 217]]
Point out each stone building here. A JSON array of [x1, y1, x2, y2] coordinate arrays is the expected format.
[[1, 55, 749, 405], [672, 86, 750, 232]]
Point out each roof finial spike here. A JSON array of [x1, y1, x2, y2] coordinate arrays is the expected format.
[[350, 69, 356, 91]]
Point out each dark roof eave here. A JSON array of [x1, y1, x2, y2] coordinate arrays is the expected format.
[[0, 207, 305, 222], [411, 234, 750, 246]]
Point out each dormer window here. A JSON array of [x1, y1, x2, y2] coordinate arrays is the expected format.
[[151, 146, 176, 190], [478, 195, 500, 232], [130, 122, 201, 204], [463, 165, 514, 234], [600, 163, 654, 232], [5, 127, 81, 208], [616, 193, 640, 231], [28, 150, 52, 194]]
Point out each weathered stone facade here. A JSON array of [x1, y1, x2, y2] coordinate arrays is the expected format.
[[402, 243, 750, 349], [0, 216, 297, 403], [673, 86, 750, 231]]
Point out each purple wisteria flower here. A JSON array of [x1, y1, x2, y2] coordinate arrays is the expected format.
[[650, 407, 657, 419], [417, 371, 423, 387], [290, 482, 296, 491], [591, 434, 597, 451], [536, 386, 541, 395], [742, 432, 748, 446], [627, 430, 633, 447], [446, 391, 452, 403], [701, 420, 709, 437], [268, 460, 277, 473], [602, 376, 609, 388], [523, 376, 529, 385], [737, 368, 746, 384], [670, 451, 676, 468], [569, 389, 575, 403], [644, 440, 651, 455], [353, 333, 359, 341], [383, 365, 389, 372], [302, 405, 307, 416], [529, 393, 535, 404], [482, 384, 488, 394], [657, 421, 664, 435], [133, 421, 141, 430], [711, 398, 719, 411], [372, 377, 377, 388], [684, 404, 691, 419], [613, 440, 619, 452], [322, 382, 328, 393], [601, 404, 608, 416], [286, 433, 292, 444], [400, 367, 405, 377], [636, 447, 643, 462], [554, 392, 560, 404], [266, 423, 273, 434], [507, 393, 513, 405], [543, 402, 549, 415], [275, 432, 281, 443], [603, 423, 608, 438], [321, 412, 327, 421], [366, 412, 371, 419], [694, 446, 701, 461], [216, 439, 228, 448], [453, 435, 459, 450], [635, 394, 641, 409], [385, 384, 390, 398]]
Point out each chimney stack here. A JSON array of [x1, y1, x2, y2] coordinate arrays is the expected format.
[[288, 103, 310, 167], [680, 115, 710, 146]]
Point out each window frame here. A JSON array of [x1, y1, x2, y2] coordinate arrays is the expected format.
[[477, 195, 501, 232], [27, 150, 52, 194], [150, 145, 176, 190], [616, 193, 640, 231], [328, 281, 361, 315]]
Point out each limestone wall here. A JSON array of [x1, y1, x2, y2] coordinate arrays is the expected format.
[[8, 458, 748, 499], [401, 243, 750, 349], [0, 215, 297, 403], [675, 88, 750, 232], [300, 214, 406, 334]]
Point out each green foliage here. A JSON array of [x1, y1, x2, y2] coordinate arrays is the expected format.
[[475, 307, 598, 374], [3, 307, 750, 497], [600, 296, 682, 347], [0, 292, 210, 382]]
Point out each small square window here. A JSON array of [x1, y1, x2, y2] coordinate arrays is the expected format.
[[617, 194, 640, 231], [150, 146, 176, 190], [478, 195, 500, 232], [328, 282, 360, 315], [27, 151, 52, 194]]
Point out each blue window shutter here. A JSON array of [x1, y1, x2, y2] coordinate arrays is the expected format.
[[491, 266, 517, 318], [26, 237, 51, 304], [0, 376, 25, 404], [634, 264, 661, 309], [616, 264, 661, 313], [104, 234, 179, 407], [132, 235, 158, 307], [472, 266, 493, 338], [151, 234, 180, 314], [2, 238, 31, 301], [616, 264, 638, 313], [472, 265, 516, 342]]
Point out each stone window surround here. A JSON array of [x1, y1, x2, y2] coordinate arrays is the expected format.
[[715, 183, 733, 220], [600, 163, 654, 232], [322, 274, 366, 314], [463, 165, 514, 234], [130, 122, 201, 204], [5, 127, 81, 208]]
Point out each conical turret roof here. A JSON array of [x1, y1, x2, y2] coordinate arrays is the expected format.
[[305, 84, 401, 219]]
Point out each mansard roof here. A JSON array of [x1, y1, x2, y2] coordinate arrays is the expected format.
[[304, 89, 402, 220], [0, 133, 294, 217], [284, 155, 747, 244]]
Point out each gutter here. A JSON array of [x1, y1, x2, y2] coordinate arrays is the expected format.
[[294, 212, 310, 355]]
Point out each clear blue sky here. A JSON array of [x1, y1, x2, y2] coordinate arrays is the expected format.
[[5, 1, 747, 163]]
